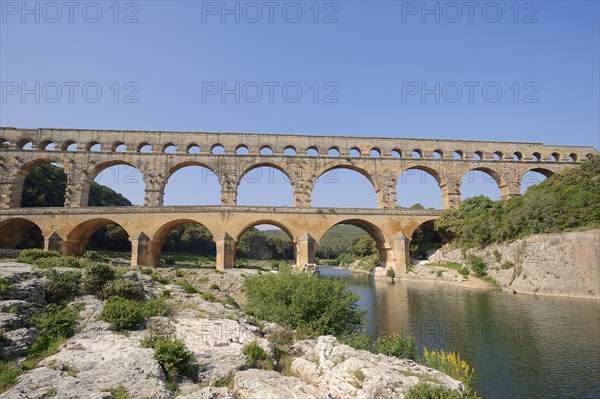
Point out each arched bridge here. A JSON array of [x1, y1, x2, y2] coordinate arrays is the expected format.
[[0, 127, 597, 275]]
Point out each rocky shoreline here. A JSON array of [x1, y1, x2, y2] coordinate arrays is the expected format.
[[0, 261, 463, 399]]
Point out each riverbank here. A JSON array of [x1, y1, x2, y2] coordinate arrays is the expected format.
[[428, 229, 600, 300], [0, 260, 464, 398]]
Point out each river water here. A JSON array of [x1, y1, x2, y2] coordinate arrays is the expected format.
[[318, 266, 600, 399]]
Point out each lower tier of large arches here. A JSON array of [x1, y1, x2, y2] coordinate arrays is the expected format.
[[0, 207, 440, 276]]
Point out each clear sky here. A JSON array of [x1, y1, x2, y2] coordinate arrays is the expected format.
[[1, 0, 599, 208]]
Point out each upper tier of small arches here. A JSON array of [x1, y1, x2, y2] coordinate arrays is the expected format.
[[0, 128, 596, 164]]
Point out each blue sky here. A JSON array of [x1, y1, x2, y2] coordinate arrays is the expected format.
[[1, 0, 598, 209]]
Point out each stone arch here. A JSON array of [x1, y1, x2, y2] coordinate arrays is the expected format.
[[234, 220, 297, 266], [82, 160, 145, 206], [411, 149, 423, 159], [86, 141, 101, 152], [312, 164, 379, 208], [512, 151, 523, 161], [10, 158, 65, 208], [370, 148, 382, 158], [283, 146, 297, 156], [16, 138, 33, 150], [328, 147, 341, 157], [348, 147, 361, 157], [260, 146, 274, 155], [306, 146, 319, 157], [163, 162, 221, 206], [40, 140, 56, 150], [432, 149, 443, 159], [0, 137, 9, 148], [63, 218, 132, 257], [453, 150, 464, 159], [403, 218, 444, 260], [397, 165, 443, 209], [0, 218, 45, 249], [148, 219, 217, 266], [550, 152, 560, 162], [187, 143, 201, 154], [61, 140, 77, 151], [568, 153, 577, 162], [520, 167, 553, 194], [236, 144, 249, 155], [163, 143, 177, 153], [473, 151, 483, 160], [493, 151, 503, 160], [137, 142, 152, 153], [211, 144, 225, 155], [237, 163, 294, 206], [531, 152, 542, 161], [460, 166, 506, 200], [317, 218, 392, 269], [390, 149, 402, 158], [111, 141, 126, 152]]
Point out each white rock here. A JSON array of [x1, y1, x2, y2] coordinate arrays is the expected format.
[[233, 369, 328, 399]]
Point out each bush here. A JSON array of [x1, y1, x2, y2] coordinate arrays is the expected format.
[[178, 280, 197, 294], [102, 280, 145, 301], [343, 333, 416, 361], [30, 304, 82, 355], [436, 270, 443, 278], [174, 270, 184, 278], [18, 249, 60, 261], [44, 270, 81, 304], [0, 361, 23, 393], [469, 257, 487, 277], [492, 250, 502, 262], [83, 263, 115, 294], [243, 269, 364, 336], [386, 268, 396, 278], [140, 268, 153, 275], [141, 297, 172, 317], [374, 334, 416, 360], [210, 284, 220, 290], [458, 266, 469, 276], [163, 257, 176, 265], [501, 261, 514, 270], [242, 341, 274, 370], [153, 338, 195, 377], [405, 383, 464, 399], [0, 278, 11, 296], [33, 256, 84, 269], [421, 347, 477, 397], [100, 297, 143, 331]]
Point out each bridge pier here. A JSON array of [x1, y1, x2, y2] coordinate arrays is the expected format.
[[296, 232, 316, 266], [131, 232, 152, 266], [45, 232, 64, 253], [392, 234, 410, 278], [215, 232, 235, 270]]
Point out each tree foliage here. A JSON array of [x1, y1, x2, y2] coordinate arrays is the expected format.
[[435, 156, 600, 248]]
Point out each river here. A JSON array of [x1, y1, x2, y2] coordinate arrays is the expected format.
[[318, 266, 600, 399]]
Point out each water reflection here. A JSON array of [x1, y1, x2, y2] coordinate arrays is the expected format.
[[318, 267, 600, 399]]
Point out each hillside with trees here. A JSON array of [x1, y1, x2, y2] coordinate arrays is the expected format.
[[435, 155, 600, 248]]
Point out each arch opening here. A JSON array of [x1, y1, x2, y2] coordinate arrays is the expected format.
[[163, 163, 221, 206], [236, 145, 249, 155], [138, 143, 152, 153], [328, 147, 340, 157], [87, 142, 101, 152], [568, 153, 577, 162], [62, 140, 77, 151], [1, 137, 9, 148], [283, 146, 297, 156], [0, 218, 44, 249], [212, 144, 225, 155], [187, 144, 201, 154], [317, 220, 389, 270], [17, 138, 33, 150], [236, 223, 295, 267], [312, 166, 378, 208], [41, 141, 56, 151], [453, 151, 464, 160], [151, 220, 216, 268], [521, 169, 553, 194], [67, 219, 131, 258], [348, 148, 361, 158], [493, 151, 503, 161], [260, 146, 274, 156], [306, 147, 319, 157], [531, 152, 541, 162], [473, 151, 483, 161], [89, 162, 145, 206], [20, 161, 67, 208], [163, 143, 177, 154], [113, 142, 127, 153], [238, 165, 293, 206], [408, 220, 444, 261], [550, 152, 559, 162], [460, 168, 502, 201], [512, 152, 523, 161], [396, 166, 442, 210], [370, 148, 381, 158], [411, 150, 422, 159], [391, 149, 402, 158], [432, 150, 443, 159]]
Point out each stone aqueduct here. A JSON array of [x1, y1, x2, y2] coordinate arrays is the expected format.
[[0, 127, 597, 275]]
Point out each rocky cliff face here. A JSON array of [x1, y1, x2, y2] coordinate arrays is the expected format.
[[429, 229, 600, 299]]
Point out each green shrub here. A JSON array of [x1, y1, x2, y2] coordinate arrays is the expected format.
[[386, 268, 396, 278], [0, 361, 23, 393], [501, 261, 514, 270], [458, 266, 469, 276], [163, 257, 176, 265], [102, 280, 145, 301], [436, 270, 443, 278], [33, 256, 84, 269], [469, 257, 487, 277], [30, 304, 82, 355], [243, 269, 364, 336], [153, 338, 195, 377], [200, 291, 218, 302], [405, 383, 464, 399], [224, 295, 239, 308], [242, 341, 274, 370], [492, 250, 502, 262], [100, 297, 143, 331], [421, 347, 477, 397], [140, 268, 153, 275], [210, 284, 220, 290], [178, 280, 197, 294], [212, 372, 234, 389], [150, 273, 170, 285], [83, 263, 115, 294], [0, 278, 11, 296], [374, 334, 416, 360], [100, 386, 130, 399], [18, 249, 60, 260], [174, 270, 184, 278], [141, 297, 172, 317], [44, 270, 81, 304], [342, 333, 416, 360]]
